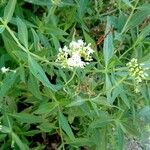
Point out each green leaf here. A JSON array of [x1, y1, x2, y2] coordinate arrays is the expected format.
[[13, 51, 28, 62], [2, 33, 20, 62], [28, 73, 42, 100], [28, 56, 56, 91], [118, 12, 127, 32], [77, 0, 89, 18], [11, 113, 43, 124], [0, 73, 17, 98], [126, 9, 150, 31], [31, 28, 40, 51], [19, 65, 26, 83], [123, 122, 139, 136], [139, 106, 150, 123], [122, 0, 133, 7], [111, 75, 123, 104], [12, 132, 29, 150], [3, 0, 17, 23], [66, 96, 86, 107], [136, 24, 150, 42], [103, 16, 114, 66], [23, 130, 41, 136], [17, 17, 28, 49], [35, 102, 58, 114], [59, 111, 75, 140], [83, 30, 97, 49], [67, 138, 91, 147], [24, 0, 51, 6], [0, 126, 11, 133], [105, 74, 112, 103], [120, 92, 130, 108], [116, 126, 124, 150], [92, 96, 112, 107], [90, 117, 112, 128], [38, 122, 57, 132], [137, 4, 150, 11]]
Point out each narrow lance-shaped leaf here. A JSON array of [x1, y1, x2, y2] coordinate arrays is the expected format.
[[35, 102, 58, 114], [120, 92, 130, 108], [28, 56, 56, 91], [83, 30, 97, 49], [24, 0, 51, 6], [17, 17, 28, 49], [0, 73, 17, 98], [3, 0, 17, 23], [2, 30, 19, 62], [116, 124, 124, 150], [67, 138, 91, 147], [103, 16, 114, 66], [11, 113, 43, 124], [106, 74, 112, 104], [59, 111, 75, 140], [136, 24, 150, 42], [66, 96, 86, 107], [90, 117, 112, 128], [12, 132, 29, 150], [28, 73, 42, 100], [125, 9, 150, 31], [31, 28, 40, 51], [122, 0, 133, 7]]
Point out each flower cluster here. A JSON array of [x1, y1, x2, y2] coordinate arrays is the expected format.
[[127, 58, 148, 83], [127, 58, 149, 92], [56, 39, 94, 69]]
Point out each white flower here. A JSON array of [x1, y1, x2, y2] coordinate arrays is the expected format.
[[67, 52, 85, 68], [86, 44, 94, 55], [77, 39, 84, 46], [63, 46, 69, 52], [56, 39, 94, 69], [1, 67, 9, 73], [69, 41, 79, 49], [59, 47, 62, 52], [69, 40, 84, 49]]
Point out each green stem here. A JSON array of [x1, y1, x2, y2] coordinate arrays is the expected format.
[[119, 44, 135, 60], [65, 69, 76, 86], [121, 0, 140, 34]]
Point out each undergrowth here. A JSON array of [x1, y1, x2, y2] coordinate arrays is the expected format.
[[0, 0, 150, 150]]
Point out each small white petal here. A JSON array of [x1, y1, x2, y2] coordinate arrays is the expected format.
[[59, 48, 62, 52], [77, 39, 84, 46], [63, 46, 68, 52]]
